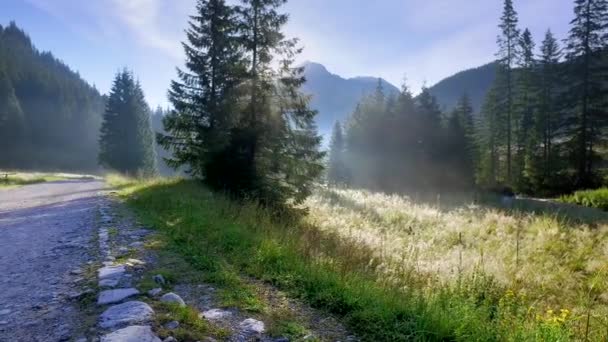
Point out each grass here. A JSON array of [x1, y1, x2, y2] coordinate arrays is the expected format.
[[0, 171, 95, 189], [111, 176, 608, 341], [560, 187, 608, 211]]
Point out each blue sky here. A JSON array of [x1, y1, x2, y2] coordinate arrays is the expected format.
[[2, 0, 572, 108]]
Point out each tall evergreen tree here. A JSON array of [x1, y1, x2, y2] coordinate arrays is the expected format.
[[235, 0, 324, 205], [99, 70, 157, 176], [564, 0, 608, 187], [513, 28, 537, 192], [328, 121, 348, 185], [496, 0, 521, 182], [159, 0, 244, 186], [477, 85, 502, 186], [536, 29, 563, 190], [445, 93, 476, 189]]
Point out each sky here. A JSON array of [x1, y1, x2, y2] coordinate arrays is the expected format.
[[2, 0, 573, 108]]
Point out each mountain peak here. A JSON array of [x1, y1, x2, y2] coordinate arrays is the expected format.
[[302, 61, 330, 75]]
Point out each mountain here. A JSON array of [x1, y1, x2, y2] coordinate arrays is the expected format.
[[0, 22, 105, 171], [426, 62, 497, 114], [301, 62, 399, 136], [302, 61, 496, 137]]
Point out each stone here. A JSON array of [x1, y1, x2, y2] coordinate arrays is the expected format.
[[100, 325, 161, 342], [75, 338, 87, 342], [239, 318, 265, 335], [98, 288, 140, 305], [164, 320, 180, 330], [0, 309, 10, 316], [129, 241, 144, 248], [274, 338, 289, 342], [147, 288, 162, 297], [99, 301, 154, 329], [153, 274, 166, 285], [98, 265, 126, 287], [201, 308, 232, 321], [163, 337, 177, 342], [160, 293, 186, 307]]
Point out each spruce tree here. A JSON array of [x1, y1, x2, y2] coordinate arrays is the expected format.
[[564, 0, 608, 187], [496, 0, 521, 183], [236, 0, 324, 205], [328, 121, 349, 186], [99, 70, 157, 176], [536, 30, 562, 190], [477, 85, 502, 186], [513, 28, 537, 192], [159, 0, 244, 187]]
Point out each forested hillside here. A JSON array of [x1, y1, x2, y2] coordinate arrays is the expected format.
[[0, 22, 104, 171], [427, 62, 497, 113], [329, 0, 608, 197]]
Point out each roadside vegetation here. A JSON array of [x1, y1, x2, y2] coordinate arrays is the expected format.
[[0, 172, 71, 188], [560, 188, 608, 211], [111, 175, 608, 341]]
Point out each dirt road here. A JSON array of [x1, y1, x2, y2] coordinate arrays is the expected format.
[[0, 179, 106, 341]]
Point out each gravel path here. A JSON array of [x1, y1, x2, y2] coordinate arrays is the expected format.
[[0, 179, 106, 341]]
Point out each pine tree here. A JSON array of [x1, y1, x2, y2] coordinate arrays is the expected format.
[[496, 0, 521, 183], [477, 85, 502, 186], [99, 70, 157, 176], [536, 29, 563, 190], [513, 28, 537, 192], [564, 0, 608, 187], [159, 0, 244, 187], [327, 121, 349, 185], [227, 0, 324, 205]]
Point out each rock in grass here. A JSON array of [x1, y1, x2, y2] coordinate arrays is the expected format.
[[98, 288, 140, 305], [239, 318, 265, 335], [98, 265, 126, 287], [147, 288, 162, 297], [201, 308, 233, 321], [153, 274, 166, 286], [164, 320, 180, 330], [160, 292, 185, 307], [100, 325, 160, 342], [99, 301, 154, 329]]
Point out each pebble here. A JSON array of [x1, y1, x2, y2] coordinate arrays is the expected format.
[[0, 309, 10, 316], [164, 320, 180, 330], [147, 288, 162, 297], [160, 293, 186, 307]]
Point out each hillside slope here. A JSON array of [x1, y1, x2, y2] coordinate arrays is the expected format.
[[303, 61, 497, 136], [427, 62, 497, 113], [0, 22, 105, 171]]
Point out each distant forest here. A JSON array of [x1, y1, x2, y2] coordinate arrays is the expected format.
[[0, 22, 105, 171], [329, 0, 608, 196]]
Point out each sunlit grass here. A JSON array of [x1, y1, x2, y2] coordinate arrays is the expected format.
[[0, 171, 76, 188], [110, 177, 608, 340], [560, 187, 608, 211]]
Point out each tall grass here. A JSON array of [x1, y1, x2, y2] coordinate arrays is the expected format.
[[560, 188, 608, 211], [114, 178, 607, 340]]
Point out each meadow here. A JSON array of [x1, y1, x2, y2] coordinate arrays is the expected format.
[[113, 176, 608, 341]]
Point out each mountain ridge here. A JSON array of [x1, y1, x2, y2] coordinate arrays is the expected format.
[[302, 61, 496, 137]]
